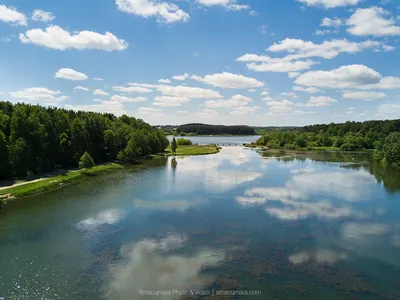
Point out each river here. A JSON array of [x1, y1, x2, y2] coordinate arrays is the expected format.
[[1, 145, 400, 299], [166, 135, 261, 146]]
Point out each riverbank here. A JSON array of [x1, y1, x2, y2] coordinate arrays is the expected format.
[[0, 163, 124, 201], [166, 145, 220, 156]]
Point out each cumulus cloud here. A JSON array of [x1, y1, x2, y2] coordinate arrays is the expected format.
[[116, 0, 189, 23], [300, 96, 337, 107], [342, 91, 387, 101], [196, 0, 250, 11], [347, 6, 400, 36], [158, 78, 171, 84], [172, 73, 190, 81], [281, 92, 298, 99], [204, 94, 252, 108], [65, 100, 126, 116], [288, 72, 301, 78], [321, 17, 342, 27], [0, 5, 27, 26], [112, 85, 152, 93], [93, 89, 109, 96], [111, 95, 147, 103], [157, 85, 222, 99], [191, 72, 264, 89], [153, 95, 189, 107], [74, 86, 89, 92], [55, 68, 88, 81], [238, 55, 316, 73], [31, 9, 55, 22], [293, 86, 322, 94], [20, 25, 128, 51], [295, 64, 400, 90], [10, 87, 68, 103], [298, 0, 360, 8], [230, 106, 260, 115], [106, 235, 224, 300], [138, 107, 165, 116]]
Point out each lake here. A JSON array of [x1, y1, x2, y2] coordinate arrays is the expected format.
[[167, 135, 261, 146], [1, 146, 400, 299]]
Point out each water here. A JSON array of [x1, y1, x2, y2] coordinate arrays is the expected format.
[[167, 135, 261, 146], [1, 146, 400, 299]]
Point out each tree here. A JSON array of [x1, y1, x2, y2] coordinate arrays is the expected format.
[[177, 138, 192, 145], [118, 138, 139, 163], [79, 151, 95, 174], [0, 130, 10, 179], [171, 137, 177, 153]]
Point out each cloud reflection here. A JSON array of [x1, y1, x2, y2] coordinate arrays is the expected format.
[[76, 209, 123, 230], [106, 235, 224, 299], [289, 249, 347, 265], [133, 198, 206, 211]]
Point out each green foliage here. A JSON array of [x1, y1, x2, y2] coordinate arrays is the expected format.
[[118, 138, 139, 163], [167, 145, 219, 156], [79, 151, 95, 173], [0, 101, 169, 179], [171, 137, 178, 153], [256, 119, 400, 167], [177, 138, 192, 145], [177, 123, 256, 135]]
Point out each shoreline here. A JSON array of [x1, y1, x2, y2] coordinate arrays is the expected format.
[[0, 145, 220, 202]]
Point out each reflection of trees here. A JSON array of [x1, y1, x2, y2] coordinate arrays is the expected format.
[[259, 150, 400, 193]]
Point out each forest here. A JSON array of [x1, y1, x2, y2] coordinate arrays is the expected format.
[[255, 119, 400, 166], [176, 123, 256, 135], [0, 101, 169, 179]]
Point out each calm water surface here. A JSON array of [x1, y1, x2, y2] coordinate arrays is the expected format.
[[1, 147, 400, 299], [167, 135, 261, 145]]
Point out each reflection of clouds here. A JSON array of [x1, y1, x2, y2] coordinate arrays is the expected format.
[[237, 187, 353, 221], [133, 198, 206, 211], [106, 235, 224, 300], [392, 235, 400, 248], [76, 209, 123, 230], [342, 222, 389, 243], [289, 249, 347, 265], [172, 147, 263, 192], [290, 167, 316, 174], [289, 171, 376, 202]]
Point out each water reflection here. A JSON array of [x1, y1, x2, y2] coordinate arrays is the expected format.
[[106, 235, 224, 300], [289, 249, 347, 265], [133, 198, 207, 212]]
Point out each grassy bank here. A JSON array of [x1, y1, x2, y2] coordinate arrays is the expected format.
[[167, 145, 220, 156], [0, 163, 124, 199]]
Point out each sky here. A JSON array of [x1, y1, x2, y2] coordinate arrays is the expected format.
[[0, 0, 399, 126]]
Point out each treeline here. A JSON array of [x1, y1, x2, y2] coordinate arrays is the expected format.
[[0, 101, 169, 179], [255, 119, 400, 166], [177, 123, 256, 135]]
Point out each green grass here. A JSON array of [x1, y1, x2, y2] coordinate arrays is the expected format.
[[167, 145, 220, 156], [0, 163, 124, 198]]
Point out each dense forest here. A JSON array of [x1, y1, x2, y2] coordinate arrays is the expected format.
[[0, 101, 169, 179], [255, 119, 400, 166], [177, 123, 256, 135]]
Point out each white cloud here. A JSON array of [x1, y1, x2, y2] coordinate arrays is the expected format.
[[10, 87, 68, 103], [116, 0, 189, 23], [377, 103, 400, 115], [177, 110, 189, 114], [261, 91, 269, 96], [230, 106, 260, 115], [106, 235, 224, 300], [138, 107, 165, 116], [347, 6, 400, 36], [315, 29, 337, 35], [195, 0, 250, 11], [93, 89, 109, 96], [93, 77, 105, 81], [266, 99, 295, 114], [172, 73, 190, 81], [157, 85, 222, 99], [112, 85, 152, 93], [205, 94, 252, 108], [196, 108, 219, 117], [298, 0, 360, 8], [263, 96, 273, 101], [288, 72, 301, 78], [65, 100, 126, 115], [153, 95, 189, 107], [342, 91, 387, 101], [281, 92, 298, 99], [0, 5, 27, 26], [295, 64, 400, 90], [293, 86, 322, 94], [301, 96, 337, 107], [20, 25, 128, 51], [32, 9, 55, 22], [74, 86, 89, 92], [158, 78, 171, 83], [247, 59, 316, 73], [321, 17, 342, 27], [111, 95, 147, 103], [191, 72, 264, 89], [267, 38, 385, 60], [55, 68, 88, 81]]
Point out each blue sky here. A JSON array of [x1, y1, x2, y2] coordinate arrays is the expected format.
[[0, 0, 399, 126]]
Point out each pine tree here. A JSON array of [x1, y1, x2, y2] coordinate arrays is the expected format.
[[79, 151, 95, 174], [171, 137, 177, 153]]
